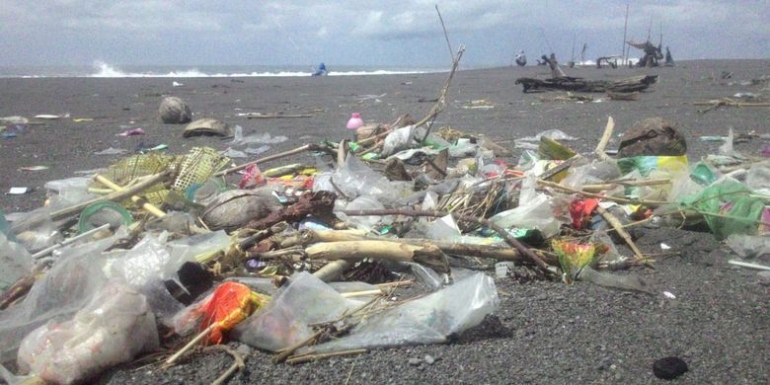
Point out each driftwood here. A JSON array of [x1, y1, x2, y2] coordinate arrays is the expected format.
[[277, 228, 555, 264], [606, 91, 640, 101], [515, 74, 658, 93], [304, 241, 450, 275]]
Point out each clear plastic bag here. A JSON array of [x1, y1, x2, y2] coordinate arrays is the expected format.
[[0, 232, 33, 292], [17, 282, 159, 384], [233, 272, 499, 354]]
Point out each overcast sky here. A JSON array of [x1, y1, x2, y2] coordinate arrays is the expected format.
[[1, 0, 768, 68]]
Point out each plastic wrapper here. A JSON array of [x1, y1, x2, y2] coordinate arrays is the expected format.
[[334, 195, 389, 232], [489, 177, 561, 239], [44, 177, 97, 208], [9, 206, 64, 253], [17, 282, 159, 384], [725, 234, 770, 259], [233, 271, 498, 354], [746, 161, 770, 195]]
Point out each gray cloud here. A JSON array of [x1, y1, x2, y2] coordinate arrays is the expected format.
[[1, 0, 767, 67]]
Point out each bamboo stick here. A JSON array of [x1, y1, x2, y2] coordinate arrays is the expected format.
[[48, 170, 170, 222], [594, 116, 614, 160], [94, 174, 166, 218]]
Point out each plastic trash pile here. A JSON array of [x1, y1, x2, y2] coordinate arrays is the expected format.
[[1, 112, 769, 383]]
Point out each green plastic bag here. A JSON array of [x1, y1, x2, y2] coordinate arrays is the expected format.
[[690, 179, 766, 240]]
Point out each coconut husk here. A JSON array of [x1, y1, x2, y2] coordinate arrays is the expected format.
[[201, 188, 282, 232], [159, 97, 192, 124]]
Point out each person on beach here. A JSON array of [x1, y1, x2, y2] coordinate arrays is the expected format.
[[665, 47, 675, 66], [312, 62, 328, 76], [515, 50, 527, 67]]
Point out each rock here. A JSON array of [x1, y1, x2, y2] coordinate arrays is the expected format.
[[159, 96, 192, 124], [183, 118, 232, 138], [652, 356, 688, 380], [617, 117, 687, 157], [408, 358, 422, 366]]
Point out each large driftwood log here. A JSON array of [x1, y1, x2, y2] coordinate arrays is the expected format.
[[279, 229, 552, 264], [515, 74, 658, 93], [304, 240, 450, 274]]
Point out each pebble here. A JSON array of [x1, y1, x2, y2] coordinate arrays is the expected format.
[[424, 355, 436, 365], [408, 358, 422, 366], [757, 271, 770, 286]]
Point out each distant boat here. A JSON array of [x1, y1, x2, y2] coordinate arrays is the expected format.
[[514, 51, 527, 67]]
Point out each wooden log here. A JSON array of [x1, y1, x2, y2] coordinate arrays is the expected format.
[[304, 240, 450, 274]]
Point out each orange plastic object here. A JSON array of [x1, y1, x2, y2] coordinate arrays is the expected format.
[[198, 282, 268, 344]]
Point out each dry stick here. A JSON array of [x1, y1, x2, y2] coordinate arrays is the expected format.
[[164, 323, 218, 368], [594, 116, 615, 160], [595, 206, 645, 261], [341, 209, 552, 273], [207, 344, 245, 385], [286, 349, 368, 365], [581, 178, 671, 193], [418, 46, 465, 144], [435, 4, 454, 61], [49, 170, 171, 222], [215, 144, 315, 177], [538, 179, 669, 207], [273, 329, 325, 364]]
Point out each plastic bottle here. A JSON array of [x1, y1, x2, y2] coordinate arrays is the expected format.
[[346, 112, 363, 130]]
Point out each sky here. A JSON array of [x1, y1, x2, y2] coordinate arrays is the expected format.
[[1, 0, 768, 68]]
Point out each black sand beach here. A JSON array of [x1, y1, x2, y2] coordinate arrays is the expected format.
[[1, 60, 769, 384]]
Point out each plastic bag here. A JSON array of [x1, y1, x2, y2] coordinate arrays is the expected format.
[[17, 282, 159, 384], [303, 272, 498, 354], [232, 272, 358, 352], [489, 175, 562, 238], [234, 272, 497, 354], [381, 125, 415, 157], [687, 178, 767, 240], [0, 232, 33, 292], [0, 229, 124, 362], [330, 154, 390, 199]]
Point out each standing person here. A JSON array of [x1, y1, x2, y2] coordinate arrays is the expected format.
[[515, 50, 527, 67], [665, 47, 675, 66]]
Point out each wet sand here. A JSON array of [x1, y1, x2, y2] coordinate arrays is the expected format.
[[1, 60, 769, 383]]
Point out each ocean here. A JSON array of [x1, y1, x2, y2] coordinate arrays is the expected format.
[[0, 61, 446, 78]]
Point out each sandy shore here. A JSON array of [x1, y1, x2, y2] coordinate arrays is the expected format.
[[1, 59, 769, 383]]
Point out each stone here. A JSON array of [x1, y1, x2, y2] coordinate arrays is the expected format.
[[652, 356, 688, 380]]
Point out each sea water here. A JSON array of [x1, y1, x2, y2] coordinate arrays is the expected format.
[[0, 61, 445, 78]]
